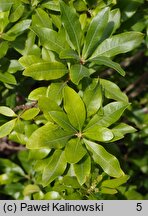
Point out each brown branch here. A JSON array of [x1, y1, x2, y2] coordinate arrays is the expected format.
[[13, 101, 38, 112], [0, 141, 26, 152]]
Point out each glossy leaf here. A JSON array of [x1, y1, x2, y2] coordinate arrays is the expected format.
[[89, 56, 125, 76], [28, 87, 47, 100], [27, 123, 73, 149], [112, 123, 137, 135], [9, 4, 25, 23], [0, 0, 12, 12], [60, 49, 80, 60], [38, 96, 61, 113], [5, 19, 31, 38], [32, 8, 52, 28], [42, 150, 67, 186], [42, 1, 60, 12], [82, 7, 109, 59], [23, 62, 68, 81], [19, 55, 43, 67], [23, 184, 40, 196], [70, 64, 90, 85], [28, 149, 51, 160], [86, 102, 129, 129], [83, 81, 102, 117], [0, 72, 17, 85], [20, 108, 40, 120], [65, 138, 87, 164], [63, 86, 86, 131], [0, 106, 16, 117], [100, 187, 118, 194], [31, 26, 65, 53], [100, 79, 128, 102], [0, 119, 16, 138], [43, 191, 61, 200], [84, 125, 114, 142], [74, 155, 91, 185], [60, 1, 83, 54], [102, 9, 121, 39], [49, 111, 76, 133], [0, 41, 8, 58], [47, 83, 65, 105], [91, 32, 144, 58], [101, 175, 129, 188], [84, 139, 124, 178]]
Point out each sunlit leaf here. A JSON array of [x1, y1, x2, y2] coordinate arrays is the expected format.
[[74, 155, 91, 185], [27, 123, 73, 149], [60, 1, 83, 54], [42, 150, 67, 186], [84, 139, 124, 178], [23, 62, 68, 81], [65, 138, 87, 164], [91, 32, 144, 58], [0, 119, 16, 138], [63, 86, 86, 131]]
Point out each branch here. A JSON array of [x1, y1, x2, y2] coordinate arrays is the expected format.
[[13, 101, 37, 112]]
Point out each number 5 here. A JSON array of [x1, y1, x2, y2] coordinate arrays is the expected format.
[[136, 203, 142, 211]]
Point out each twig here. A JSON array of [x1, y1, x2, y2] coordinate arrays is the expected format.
[[0, 141, 26, 152], [13, 101, 37, 112]]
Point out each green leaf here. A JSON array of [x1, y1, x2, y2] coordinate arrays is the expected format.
[[42, 1, 60, 12], [70, 64, 90, 85], [43, 191, 61, 200], [0, 41, 8, 58], [5, 19, 31, 38], [82, 7, 109, 59], [42, 150, 67, 186], [84, 139, 124, 178], [83, 81, 102, 117], [65, 138, 87, 164], [112, 123, 137, 135], [9, 4, 25, 23], [102, 9, 121, 40], [28, 87, 47, 100], [100, 79, 128, 102], [100, 187, 117, 194], [0, 0, 12, 12], [19, 55, 43, 67], [89, 56, 125, 76], [91, 32, 144, 58], [47, 82, 65, 105], [23, 184, 40, 196], [60, 1, 83, 55], [0, 119, 16, 138], [101, 175, 129, 188], [27, 123, 73, 149], [38, 96, 61, 113], [0, 72, 17, 85], [28, 149, 51, 160], [0, 106, 16, 117], [20, 108, 40, 120], [7, 60, 23, 74], [23, 62, 68, 81], [86, 102, 129, 129], [32, 8, 52, 28], [60, 49, 80, 60], [63, 86, 86, 131], [74, 155, 91, 185], [84, 125, 114, 142], [49, 111, 76, 132], [31, 26, 65, 53]]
